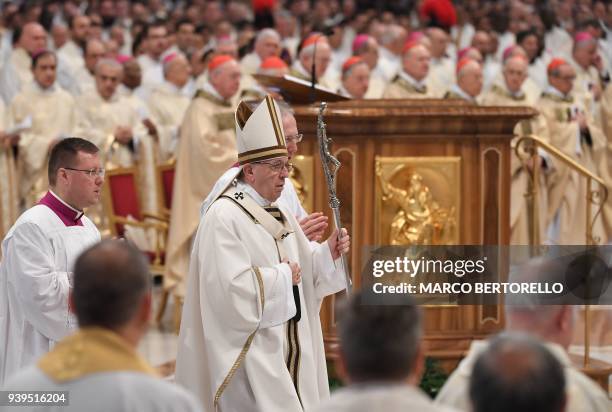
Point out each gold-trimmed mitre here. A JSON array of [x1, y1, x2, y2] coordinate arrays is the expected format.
[[235, 95, 288, 165]]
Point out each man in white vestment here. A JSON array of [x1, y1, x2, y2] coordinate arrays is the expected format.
[[426, 27, 455, 98], [240, 28, 282, 75], [57, 15, 90, 76], [148, 52, 192, 162], [175, 95, 350, 411], [50, 23, 68, 50], [481, 55, 551, 245], [471, 31, 500, 93], [569, 32, 608, 125], [118, 57, 149, 108], [138, 21, 169, 92], [443, 58, 483, 103], [485, 45, 541, 104], [75, 58, 156, 222], [1, 240, 203, 412], [516, 29, 550, 91], [274, 9, 299, 59], [166, 18, 196, 57], [326, 23, 351, 85], [0, 138, 102, 385], [289, 34, 333, 89], [164, 55, 240, 297], [338, 56, 370, 99], [536, 59, 607, 244], [69, 39, 106, 96], [0, 22, 47, 104], [383, 41, 432, 98], [377, 24, 407, 82], [435, 257, 610, 412], [352, 34, 386, 98], [8, 50, 77, 208], [313, 292, 456, 412]]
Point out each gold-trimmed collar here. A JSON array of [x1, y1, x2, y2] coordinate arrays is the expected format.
[[443, 90, 461, 99], [491, 84, 526, 101], [194, 89, 232, 107], [541, 91, 574, 103], [289, 67, 310, 82], [393, 75, 428, 94], [38, 327, 158, 382]]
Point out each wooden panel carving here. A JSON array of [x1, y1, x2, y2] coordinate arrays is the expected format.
[[375, 156, 460, 246]]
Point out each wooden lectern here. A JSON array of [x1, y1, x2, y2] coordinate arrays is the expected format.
[[291, 99, 537, 371], [253, 74, 349, 105]]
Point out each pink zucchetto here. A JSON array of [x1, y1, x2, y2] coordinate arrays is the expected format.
[[352, 34, 370, 53], [574, 31, 595, 44]]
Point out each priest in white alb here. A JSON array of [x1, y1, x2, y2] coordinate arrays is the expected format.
[[0, 138, 102, 385], [148, 52, 192, 162], [8, 50, 77, 208], [0, 22, 47, 104], [537, 59, 607, 244], [164, 55, 240, 298], [175, 96, 350, 411], [481, 55, 551, 244], [68, 39, 105, 96], [56, 15, 90, 77], [338, 57, 371, 99], [74, 58, 156, 219], [383, 41, 432, 98]]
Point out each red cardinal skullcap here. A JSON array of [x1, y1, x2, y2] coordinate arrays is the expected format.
[[208, 54, 235, 71]]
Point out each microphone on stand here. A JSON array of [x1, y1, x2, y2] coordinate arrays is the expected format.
[[310, 26, 336, 103]]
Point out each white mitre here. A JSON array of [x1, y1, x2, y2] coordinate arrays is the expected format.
[[202, 95, 288, 214]]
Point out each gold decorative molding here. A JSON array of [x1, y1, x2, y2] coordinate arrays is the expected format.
[[375, 157, 461, 246], [289, 155, 314, 213]]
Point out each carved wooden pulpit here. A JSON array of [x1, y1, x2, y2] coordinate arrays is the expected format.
[[291, 99, 537, 371]]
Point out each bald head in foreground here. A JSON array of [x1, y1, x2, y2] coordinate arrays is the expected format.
[[1, 240, 202, 412], [470, 333, 566, 412]]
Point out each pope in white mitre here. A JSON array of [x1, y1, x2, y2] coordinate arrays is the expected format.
[[175, 96, 350, 412]]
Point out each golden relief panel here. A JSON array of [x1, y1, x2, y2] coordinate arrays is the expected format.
[[289, 155, 314, 213], [375, 157, 461, 246]]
